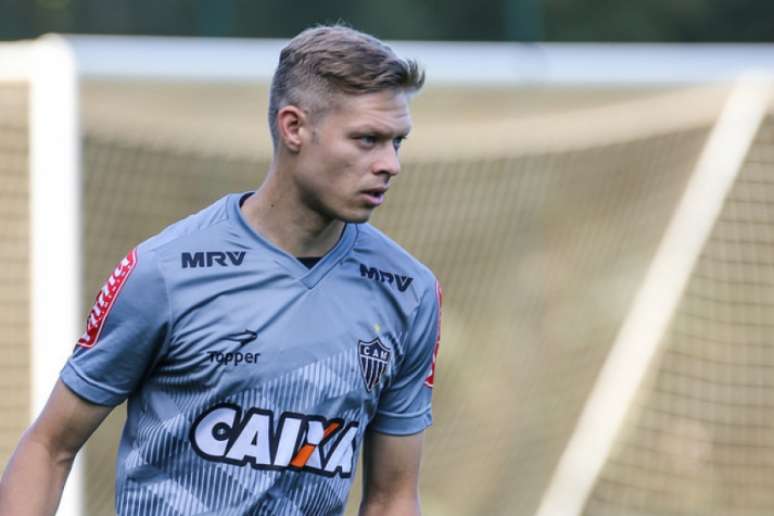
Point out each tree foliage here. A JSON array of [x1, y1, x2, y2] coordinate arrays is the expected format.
[[1, 0, 773, 42]]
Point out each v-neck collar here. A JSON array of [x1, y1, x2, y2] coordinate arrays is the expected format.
[[229, 192, 357, 289]]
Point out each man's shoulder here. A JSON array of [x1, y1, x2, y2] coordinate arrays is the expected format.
[[136, 193, 239, 259], [353, 223, 437, 299]]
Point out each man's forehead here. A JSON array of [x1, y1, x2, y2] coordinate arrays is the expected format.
[[348, 116, 413, 135], [331, 90, 413, 131]]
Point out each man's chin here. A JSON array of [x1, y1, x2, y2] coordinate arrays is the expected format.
[[342, 214, 371, 224], [339, 208, 373, 224]]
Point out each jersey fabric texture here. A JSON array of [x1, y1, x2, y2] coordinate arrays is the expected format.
[[60, 192, 441, 516]]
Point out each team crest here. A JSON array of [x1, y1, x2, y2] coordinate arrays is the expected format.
[[358, 338, 391, 391]]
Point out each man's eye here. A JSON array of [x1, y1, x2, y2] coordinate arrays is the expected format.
[[359, 135, 377, 146], [393, 137, 406, 150]]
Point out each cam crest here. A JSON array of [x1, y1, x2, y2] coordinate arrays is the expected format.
[[358, 338, 391, 391]]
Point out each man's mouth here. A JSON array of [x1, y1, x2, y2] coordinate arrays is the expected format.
[[361, 188, 388, 206]]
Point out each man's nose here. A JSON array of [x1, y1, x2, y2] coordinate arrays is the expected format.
[[374, 146, 401, 177]]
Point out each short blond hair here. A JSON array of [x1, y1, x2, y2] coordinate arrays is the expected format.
[[268, 25, 425, 145]]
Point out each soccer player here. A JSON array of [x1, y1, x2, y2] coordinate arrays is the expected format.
[[0, 24, 441, 516]]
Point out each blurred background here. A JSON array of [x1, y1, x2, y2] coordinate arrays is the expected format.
[[3, 0, 774, 42], [3, 2, 774, 516]]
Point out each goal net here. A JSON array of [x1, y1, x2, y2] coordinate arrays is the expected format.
[[1, 36, 773, 516], [0, 82, 30, 478], [578, 86, 774, 516]]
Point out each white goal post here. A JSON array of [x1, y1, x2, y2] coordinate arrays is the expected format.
[[534, 73, 773, 516], [2, 35, 774, 516]]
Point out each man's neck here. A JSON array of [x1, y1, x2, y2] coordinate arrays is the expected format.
[[240, 174, 345, 258]]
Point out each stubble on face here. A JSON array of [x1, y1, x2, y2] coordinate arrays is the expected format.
[[295, 90, 413, 225], [246, 90, 412, 258]]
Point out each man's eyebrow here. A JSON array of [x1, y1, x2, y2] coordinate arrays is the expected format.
[[350, 126, 412, 137]]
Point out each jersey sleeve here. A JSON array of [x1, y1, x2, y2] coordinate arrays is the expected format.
[[60, 246, 170, 406], [370, 279, 442, 435]]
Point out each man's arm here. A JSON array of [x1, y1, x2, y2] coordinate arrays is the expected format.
[[0, 379, 113, 516], [359, 430, 424, 516]]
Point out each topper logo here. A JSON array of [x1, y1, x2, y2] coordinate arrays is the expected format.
[[359, 263, 413, 292], [77, 249, 138, 348]]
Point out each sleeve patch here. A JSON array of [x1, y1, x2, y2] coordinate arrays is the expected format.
[[424, 281, 443, 388], [77, 248, 138, 349]]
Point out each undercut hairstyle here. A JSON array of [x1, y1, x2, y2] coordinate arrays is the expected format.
[[268, 25, 425, 146]]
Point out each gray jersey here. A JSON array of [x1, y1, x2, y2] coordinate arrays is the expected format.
[[60, 192, 441, 516]]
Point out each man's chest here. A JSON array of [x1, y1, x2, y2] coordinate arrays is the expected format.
[[138, 265, 413, 477], [153, 264, 411, 402]]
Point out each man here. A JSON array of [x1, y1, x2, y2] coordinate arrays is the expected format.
[[0, 24, 441, 516]]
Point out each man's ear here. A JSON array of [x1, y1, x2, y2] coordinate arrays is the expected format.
[[276, 105, 307, 153]]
